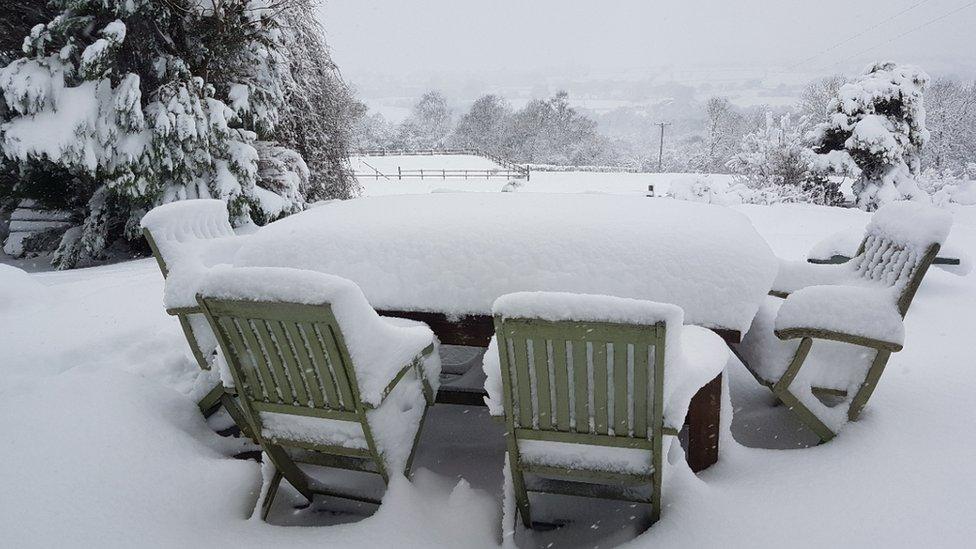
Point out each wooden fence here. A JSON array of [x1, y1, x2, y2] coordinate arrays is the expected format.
[[353, 148, 530, 180]]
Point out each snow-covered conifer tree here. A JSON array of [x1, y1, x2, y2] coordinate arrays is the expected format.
[[0, 0, 356, 267], [811, 61, 930, 210]]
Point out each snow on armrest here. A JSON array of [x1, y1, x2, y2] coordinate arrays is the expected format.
[[772, 258, 852, 296], [664, 326, 728, 430], [197, 266, 440, 407], [774, 285, 904, 347], [807, 227, 863, 262], [162, 236, 250, 310]]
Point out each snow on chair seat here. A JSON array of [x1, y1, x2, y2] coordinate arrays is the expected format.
[[774, 285, 905, 349], [195, 266, 440, 520], [738, 201, 952, 442], [483, 291, 728, 528]]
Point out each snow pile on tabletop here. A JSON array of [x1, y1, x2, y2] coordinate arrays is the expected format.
[[233, 193, 778, 333], [197, 266, 440, 406], [483, 291, 728, 430]]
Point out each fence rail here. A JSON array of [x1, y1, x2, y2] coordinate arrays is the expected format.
[[354, 168, 526, 180], [353, 148, 530, 180]]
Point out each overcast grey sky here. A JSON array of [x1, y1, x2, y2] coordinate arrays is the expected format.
[[319, 0, 976, 80]]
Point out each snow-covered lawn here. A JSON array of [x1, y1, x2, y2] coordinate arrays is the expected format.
[[2, 200, 975, 547]]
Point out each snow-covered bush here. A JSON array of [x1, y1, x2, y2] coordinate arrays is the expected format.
[[921, 166, 976, 206], [0, 0, 355, 268], [732, 113, 832, 204], [728, 112, 845, 206], [811, 61, 930, 210], [667, 174, 735, 204]]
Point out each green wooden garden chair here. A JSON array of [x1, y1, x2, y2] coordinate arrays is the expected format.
[[737, 201, 952, 441], [488, 292, 727, 529], [195, 268, 438, 520], [141, 200, 250, 428]]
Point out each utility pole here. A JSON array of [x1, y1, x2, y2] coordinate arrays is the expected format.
[[655, 122, 671, 172]]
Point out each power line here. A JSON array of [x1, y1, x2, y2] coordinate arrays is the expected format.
[[820, 0, 976, 70], [783, 0, 932, 71]]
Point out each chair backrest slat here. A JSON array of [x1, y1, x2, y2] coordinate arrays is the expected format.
[[550, 339, 570, 431], [532, 339, 554, 430], [571, 340, 590, 433], [200, 299, 362, 415], [282, 322, 324, 407], [496, 317, 666, 442], [851, 233, 942, 317], [271, 321, 312, 406], [298, 320, 342, 408]]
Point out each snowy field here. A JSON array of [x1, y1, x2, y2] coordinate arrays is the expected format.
[[352, 153, 704, 197], [2, 196, 975, 548]]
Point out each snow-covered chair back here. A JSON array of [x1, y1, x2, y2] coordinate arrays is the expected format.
[[195, 267, 438, 517], [140, 199, 235, 277], [492, 292, 683, 441], [489, 291, 711, 526], [847, 202, 951, 316]]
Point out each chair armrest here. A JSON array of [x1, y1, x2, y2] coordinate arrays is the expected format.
[[166, 305, 203, 317], [371, 344, 437, 409], [771, 258, 851, 296], [774, 327, 903, 352], [773, 285, 905, 352]]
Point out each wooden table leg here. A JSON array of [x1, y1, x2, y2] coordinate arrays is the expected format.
[[685, 373, 722, 472]]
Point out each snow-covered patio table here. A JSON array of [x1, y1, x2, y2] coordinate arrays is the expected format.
[[232, 192, 778, 470]]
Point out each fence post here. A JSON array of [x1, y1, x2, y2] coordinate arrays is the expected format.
[[398, 166, 402, 181], [443, 169, 446, 179], [420, 169, 424, 180]]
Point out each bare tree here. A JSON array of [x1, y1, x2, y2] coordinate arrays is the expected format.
[[922, 77, 976, 173], [798, 75, 847, 123]]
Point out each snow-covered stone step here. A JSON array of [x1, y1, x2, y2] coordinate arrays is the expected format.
[[9, 219, 74, 232], [10, 208, 74, 222], [2, 200, 75, 257]]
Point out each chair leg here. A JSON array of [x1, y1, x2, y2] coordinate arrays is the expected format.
[[649, 471, 661, 525], [772, 338, 837, 442], [848, 350, 891, 422], [263, 443, 315, 503], [508, 453, 532, 528], [773, 386, 836, 442], [361, 417, 390, 484], [220, 392, 256, 441], [403, 404, 430, 478], [197, 383, 225, 418], [259, 468, 284, 521]]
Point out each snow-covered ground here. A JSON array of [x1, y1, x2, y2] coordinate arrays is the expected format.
[[2, 198, 975, 547], [361, 168, 720, 197]]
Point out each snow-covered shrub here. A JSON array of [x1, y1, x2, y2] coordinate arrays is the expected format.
[[728, 112, 845, 206], [667, 174, 735, 204], [0, 0, 356, 268], [922, 167, 976, 206], [811, 61, 930, 210]]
